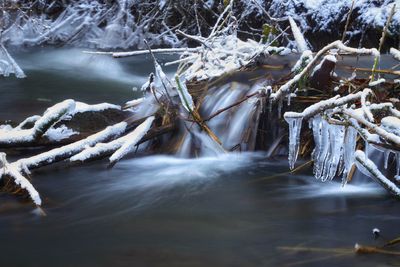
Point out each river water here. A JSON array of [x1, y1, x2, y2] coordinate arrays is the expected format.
[[0, 49, 400, 267]]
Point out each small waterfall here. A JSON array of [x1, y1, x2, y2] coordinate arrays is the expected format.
[[176, 81, 264, 157]]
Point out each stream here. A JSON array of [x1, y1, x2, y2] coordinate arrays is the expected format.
[[1, 48, 400, 267]]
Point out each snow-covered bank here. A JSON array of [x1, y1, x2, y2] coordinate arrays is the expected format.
[[2, 1, 398, 51]]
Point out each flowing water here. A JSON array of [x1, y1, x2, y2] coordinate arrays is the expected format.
[[1, 49, 400, 267]]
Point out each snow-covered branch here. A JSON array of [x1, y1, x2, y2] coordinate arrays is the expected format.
[[272, 40, 379, 101]]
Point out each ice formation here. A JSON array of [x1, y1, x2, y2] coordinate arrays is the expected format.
[[288, 16, 309, 52], [284, 116, 303, 170], [284, 79, 400, 195], [175, 75, 195, 112], [0, 44, 26, 78]]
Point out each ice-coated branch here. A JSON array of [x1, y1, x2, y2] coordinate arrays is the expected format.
[[355, 150, 400, 197], [0, 44, 26, 78], [284, 89, 370, 120], [175, 75, 195, 112], [343, 109, 400, 147], [208, 0, 233, 39], [175, 75, 223, 146]]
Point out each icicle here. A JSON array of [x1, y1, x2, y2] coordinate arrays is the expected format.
[[396, 152, 400, 176], [313, 118, 330, 180], [384, 150, 391, 169], [342, 124, 357, 184], [321, 124, 345, 182], [278, 98, 283, 118], [311, 115, 322, 161], [284, 116, 303, 170], [268, 97, 273, 114], [365, 140, 370, 157]]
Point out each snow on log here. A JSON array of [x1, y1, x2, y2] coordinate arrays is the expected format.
[[32, 100, 76, 139], [72, 102, 121, 115], [18, 122, 127, 170], [355, 150, 400, 197], [70, 137, 127, 163], [108, 116, 155, 166], [0, 100, 123, 147], [369, 78, 386, 87], [0, 122, 127, 205], [15, 115, 41, 130], [71, 117, 154, 163], [0, 99, 75, 145], [124, 98, 145, 109]]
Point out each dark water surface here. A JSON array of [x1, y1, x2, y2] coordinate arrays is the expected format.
[[0, 49, 400, 267]]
